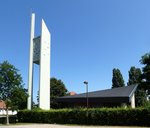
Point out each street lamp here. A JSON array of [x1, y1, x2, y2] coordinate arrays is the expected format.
[[83, 81, 88, 109]]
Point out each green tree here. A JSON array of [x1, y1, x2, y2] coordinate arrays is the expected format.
[[135, 89, 147, 106], [140, 52, 150, 93], [112, 68, 125, 88], [127, 66, 142, 86], [127, 66, 146, 106], [50, 77, 68, 108], [10, 87, 28, 110], [0, 61, 28, 124]]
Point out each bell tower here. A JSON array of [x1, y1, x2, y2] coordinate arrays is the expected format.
[[27, 13, 50, 110]]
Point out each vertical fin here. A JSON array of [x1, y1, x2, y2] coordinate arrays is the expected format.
[[27, 13, 35, 110]]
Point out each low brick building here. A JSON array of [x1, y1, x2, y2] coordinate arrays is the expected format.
[[0, 100, 17, 116], [0, 100, 6, 109]]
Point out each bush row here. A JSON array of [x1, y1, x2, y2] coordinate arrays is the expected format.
[[17, 108, 150, 126], [0, 115, 17, 124]]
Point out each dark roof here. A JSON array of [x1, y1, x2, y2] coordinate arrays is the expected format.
[[57, 84, 138, 103]]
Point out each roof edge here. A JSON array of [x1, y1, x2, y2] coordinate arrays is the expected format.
[[129, 84, 138, 98]]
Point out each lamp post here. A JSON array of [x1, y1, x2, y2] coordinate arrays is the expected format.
[[83, 81, 88, 109]]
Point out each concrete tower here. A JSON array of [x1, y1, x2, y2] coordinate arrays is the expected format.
[[27, 13, 50, 110]]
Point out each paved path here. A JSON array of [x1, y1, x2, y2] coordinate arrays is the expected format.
[[0, 124, 149, 128]]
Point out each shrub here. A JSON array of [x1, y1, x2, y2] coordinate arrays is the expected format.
[[17, 108, 150, 126], [0, 115, 17, 124]]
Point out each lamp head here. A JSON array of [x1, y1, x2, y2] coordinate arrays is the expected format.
[[83, 81, 88, 85]]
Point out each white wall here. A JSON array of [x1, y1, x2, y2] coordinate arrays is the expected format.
[[0, 109, 17, 115], [131, 93, 135, 108]]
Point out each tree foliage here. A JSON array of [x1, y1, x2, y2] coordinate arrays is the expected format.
[[135, 89, 147, 106], [0, 61, 28, 110], [127, 66, 146, 106], [50, 77, 68, 108], [10, 87, 28, 110], [0, 61, 28, 124], [112, 68, 125, 88], [0, 61, 21, 100], [127, 66, 142, 86], [140, 53, 150, 92]]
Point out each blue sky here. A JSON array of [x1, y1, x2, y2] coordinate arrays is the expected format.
[[0, 0, 149, 103]]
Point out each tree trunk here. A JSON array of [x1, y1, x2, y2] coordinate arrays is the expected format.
[[6, 108, 9, 125]]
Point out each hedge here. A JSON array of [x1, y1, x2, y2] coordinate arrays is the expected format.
[[17, 108, 150, 126], [0, 115, 17, 124]]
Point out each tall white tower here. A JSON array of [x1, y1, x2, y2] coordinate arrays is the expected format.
[[27, 13, 50, 110]]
